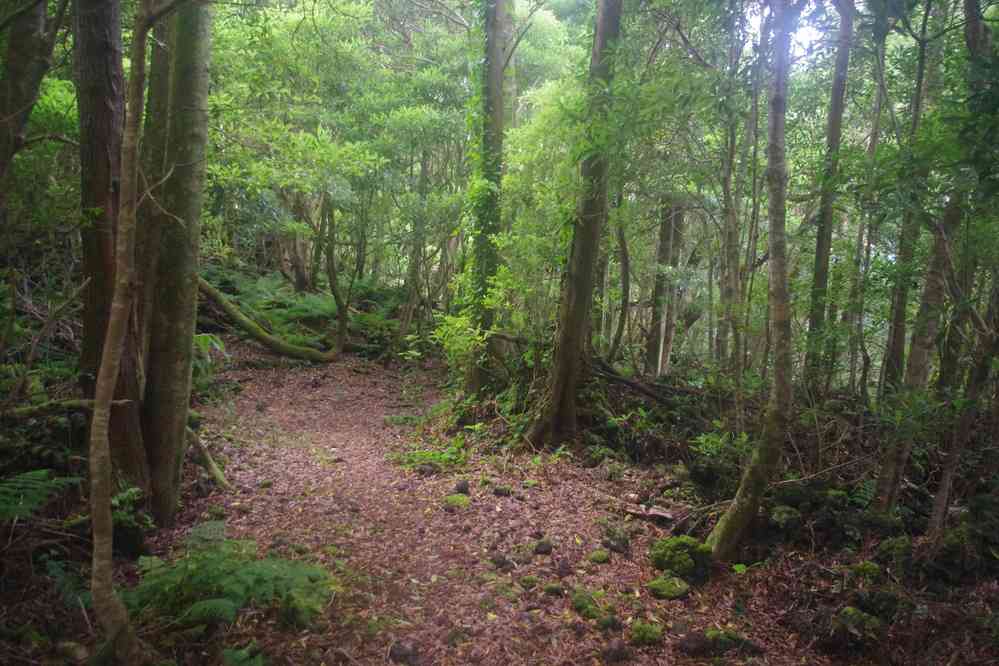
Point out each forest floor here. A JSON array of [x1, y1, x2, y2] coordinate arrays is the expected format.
[[150, 340, 842, 666]]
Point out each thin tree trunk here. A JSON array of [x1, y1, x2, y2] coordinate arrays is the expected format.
[[874, 195, 961, 512], [708, 0, 798, 561], [529, 0, 622, 444], [608, 220, 630, 363], [659, 206, 685, 376], [804, 0, 853, 399], [881, 0, 933, 395], [927, 278, 999, 540], [143, 0, 212, 527], [88, 0, 162, 657], [396, 151, 429, 346], [647, 200, 673, 374]]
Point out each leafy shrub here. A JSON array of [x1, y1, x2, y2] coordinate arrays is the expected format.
[[126, 535, 337, 629], [431, 313, 485, 381]]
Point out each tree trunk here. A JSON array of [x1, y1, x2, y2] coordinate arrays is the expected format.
[[804, 0, 853, 398], [0, 0, 67, 224], [647, 200, 673, 374], [88, 0, 159, 658], [708, 0, 797, 561], [608, 221, 629, 363], [466, 0, 508, 393], [142, 1, 212, 527], [528, 0, 621, 445], [927, 278, 999, 540], [75, 0, 151, 493], [396, 151, 429, 347], [874, 195, 961, 512], [881, 0, 933, 395], [659, 207, 685, 376]]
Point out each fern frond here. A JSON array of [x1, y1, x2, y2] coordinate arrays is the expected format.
[[0, 469, 79, 521]]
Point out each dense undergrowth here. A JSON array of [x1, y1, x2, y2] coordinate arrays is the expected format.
[[4, 262, 999, 664]]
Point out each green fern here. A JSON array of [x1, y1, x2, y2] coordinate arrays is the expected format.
[[0, 469, 79, 521], [125, 533, 337, 629]]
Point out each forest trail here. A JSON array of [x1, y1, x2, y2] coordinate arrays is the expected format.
[[154, 343, 823, 666]]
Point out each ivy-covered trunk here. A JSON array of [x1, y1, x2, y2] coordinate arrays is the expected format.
[[707, 0, 797, 561], [143, 0, 213, 527]]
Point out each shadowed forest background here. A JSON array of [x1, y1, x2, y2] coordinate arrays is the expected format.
[[2, 0, 999, 664]]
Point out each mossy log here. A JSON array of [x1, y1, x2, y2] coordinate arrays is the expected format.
[[198, 277, 337, 362], [1, 399, 130, 420]]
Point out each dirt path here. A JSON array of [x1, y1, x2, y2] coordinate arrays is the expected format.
[[154, 346, 827, 666]]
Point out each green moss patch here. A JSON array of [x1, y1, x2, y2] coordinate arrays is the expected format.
[[646, 576, 690, 600], [629, 620, 663, 646], [649, 536, 712, 583], [588, 548, 611, 564], [443, 494, 470, 511]]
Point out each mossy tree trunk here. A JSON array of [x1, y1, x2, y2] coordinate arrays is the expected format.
[[465, 0, 509, 394], [707, 0, 798, 561], [142, 0, 212, 527], [528, 0, 622, 445], [199, 277, 338, 362]]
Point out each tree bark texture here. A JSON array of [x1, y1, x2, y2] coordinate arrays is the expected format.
[[708, 0, 796, 561], [608, 221, 629, 363], [142, 0, 212, 527], [529, 0, 621, 444], [88, 0, 159, 658]]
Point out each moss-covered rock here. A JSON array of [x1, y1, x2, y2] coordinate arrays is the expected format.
[[588, 548, 611, 564], [677, 628, 762, 657], [443, 494, 470, 511], [646, 576, 690, 600], [571, 589, 603, 620], [542, 582, 564, 596], [831, 606, 882, 645], [629, 620, 663, 646], [518, 575, 539, 591], [649, 536, 712, 583]]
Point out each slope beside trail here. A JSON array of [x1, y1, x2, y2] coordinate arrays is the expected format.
[[154, 342, 828, 666]]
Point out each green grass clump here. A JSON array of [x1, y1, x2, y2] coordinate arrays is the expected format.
[[443, 494, 471, 510], [630, 620, 663, 645]]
